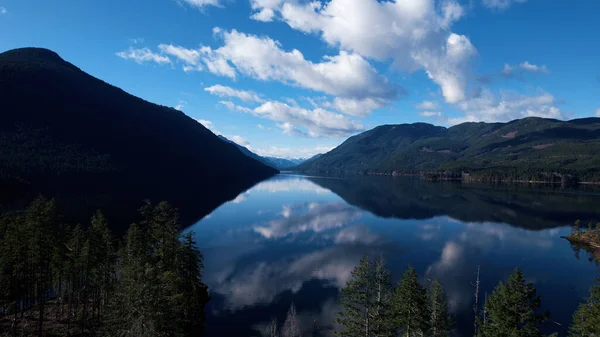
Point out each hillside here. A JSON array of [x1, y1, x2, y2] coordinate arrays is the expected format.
[[0, 47, 278, 230], [296, 118, 600, 182]]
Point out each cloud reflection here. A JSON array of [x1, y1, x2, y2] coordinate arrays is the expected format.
[[253, 202, 362, 239], [250, 177, 330, 194]]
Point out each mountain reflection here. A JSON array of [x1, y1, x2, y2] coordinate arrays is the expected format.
[[308, 175, 600, 229]]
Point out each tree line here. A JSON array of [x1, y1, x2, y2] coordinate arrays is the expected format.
[[0, 196, 209, 337], [268, 255, 600, 337]]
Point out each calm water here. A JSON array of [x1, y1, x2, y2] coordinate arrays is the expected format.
[[184, 174, 600, 337]]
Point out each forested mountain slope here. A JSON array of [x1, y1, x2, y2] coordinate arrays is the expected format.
[[296, 118, 600, 181], [0, 47, 277, 230]]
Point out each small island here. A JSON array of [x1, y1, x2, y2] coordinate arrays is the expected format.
[[563, 220, 600, 261]]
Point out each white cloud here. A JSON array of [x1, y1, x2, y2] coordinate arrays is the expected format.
[[175, 100, 186, 111], [482, 0, 527, 10], [229, 135, 250, 146], [257, 123, 272, 130], [501, 61, 549, 77], [251, 0, 476, 104], [159, 44, 202, 66], [203, 29, 399, 111], [596, 108, 600, 117], [450, 89, 565, 124], [1, 7, 7, 14], [204, 84, 264, 102], [416, 100, 441, 110], [253, 100, 364, 138], [419, 111, 442, 117], [219, 100, 253, 113], [196, 119, 213, 129], [180, 0, 224, 9], [116, 47, 170, 64], [327, 97, 389, 117]]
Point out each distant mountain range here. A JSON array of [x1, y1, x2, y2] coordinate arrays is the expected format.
[[296, 118, 600, 182], [218, 135, 317, 170], [0, 47, 277, 230]]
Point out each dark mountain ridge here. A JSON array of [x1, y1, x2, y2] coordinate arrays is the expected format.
[[0, 47, 277, 230], [296, 117, 600, 182]]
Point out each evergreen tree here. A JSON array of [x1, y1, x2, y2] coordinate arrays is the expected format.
[[336, 255, 394, 337], [427, 279, 453, 337], [480, 268, 547, 337], [569, 278, 600, 336], [393, 267, 429, 337]]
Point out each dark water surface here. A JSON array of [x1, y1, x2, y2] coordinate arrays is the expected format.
[[184, 174, 600, 337]]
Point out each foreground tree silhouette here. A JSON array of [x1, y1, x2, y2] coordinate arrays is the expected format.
[[336, 255, 394, 337], [427, 279, 453, 337], [393, 267, 429, 337], [480, 268, 547, 337], [569, 278, 600, 336]]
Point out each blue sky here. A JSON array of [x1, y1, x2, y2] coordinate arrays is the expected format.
[[1, 0, 599, 158]]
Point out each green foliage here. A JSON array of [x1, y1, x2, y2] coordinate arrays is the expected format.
[[335, 255, 395, 337], [427, 279, 453, 337], [569, 278, 600, 336], [393, 267, 429, 337], [297, 118, 600, 182], [480, 268, 547, 337], [0, 197, 209, 337]]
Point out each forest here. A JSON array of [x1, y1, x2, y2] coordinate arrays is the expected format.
[[0, 197, 209, 337], [268, 256, 600, 337]]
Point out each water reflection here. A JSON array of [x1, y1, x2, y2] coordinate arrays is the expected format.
[[186, 175, 600, 337]]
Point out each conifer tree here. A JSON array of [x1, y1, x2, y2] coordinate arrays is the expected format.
[[480, 268, 547, 337], [427, 279, 453, 337], [393, 267, 429, 337], [569, 278, 600, 336], [336, 254, 394, 337]]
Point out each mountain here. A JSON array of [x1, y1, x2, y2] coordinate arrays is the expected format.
[[296, 118, 600, 181], [218, 135, 310, 170], [262, 157, 306, 170], [0, 47, 277, 230]]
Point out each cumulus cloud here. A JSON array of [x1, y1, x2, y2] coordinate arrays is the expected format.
[[207, 30, 400, 107], [450, 88, 565, 124], [250, 0, 476, 104], [116, 47, 170, 64], [482, 0, 527, 10], [204, 84, 264, 102]]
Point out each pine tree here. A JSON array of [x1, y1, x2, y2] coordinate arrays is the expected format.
[[393, 267, 429, 337], [569, 278, 600, 336], [336, 255, 374, 337], [427, 279, 453, 337], [480, 268, 547, 337], [336, 254, 394, 337]]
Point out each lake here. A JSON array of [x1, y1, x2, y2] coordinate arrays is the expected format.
[[184, 174, 600, 337]]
